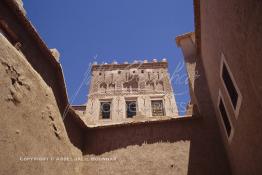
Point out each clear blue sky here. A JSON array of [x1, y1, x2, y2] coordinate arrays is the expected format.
[[23, 0, 194, 115]]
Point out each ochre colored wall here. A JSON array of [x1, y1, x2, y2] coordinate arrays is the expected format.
[[0, 2, 88, 173], [64, 109, 85, 151], [85, 117, 230, 175], [0, 33, 82, 175], [0, 2, 86, 151], [199, 0, 262, 174], [0, 2, 67, 115]]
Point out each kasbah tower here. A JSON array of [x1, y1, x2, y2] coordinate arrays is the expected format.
[[81, 58, 178, 125]]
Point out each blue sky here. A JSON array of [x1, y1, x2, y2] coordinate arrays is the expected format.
[[23, 0, 194, 114]]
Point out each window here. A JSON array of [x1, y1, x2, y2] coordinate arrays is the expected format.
[[118, 71, 121, 74], [219, 99, 231, 137], [222, 63, 238, 108], [141, 70, 144, 73], [100, 102, 111, 119], [126, 101, 137, 118], [220, 53, 242, 118], [151, 100, 164, 116], [99, 72, 102, 76], [217, 91, 234, 142]]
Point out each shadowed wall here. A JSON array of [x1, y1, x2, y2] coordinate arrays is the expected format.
[[199, 0, 262, 174]]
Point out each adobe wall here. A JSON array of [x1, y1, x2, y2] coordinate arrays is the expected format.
[[0, 1, 86, 150], [84, 116, 230, 175], [64, 108, 86, 151], [199, 0, 262, 174], [0, 1, 67, 115], [0, 33, 82, 175]]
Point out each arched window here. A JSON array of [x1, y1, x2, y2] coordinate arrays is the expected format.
[[99, 82, 107, 93]]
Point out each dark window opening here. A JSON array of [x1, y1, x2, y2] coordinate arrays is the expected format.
[[100, 102, 111, 119], [141, 70, 144, 73], [118, 71, 121, 74], [151, 100, 164, 116], [222, 63, 238, 109], [99, 72, 102, 76], [126, 101, 136, 118], [219, 99, 232, 137]]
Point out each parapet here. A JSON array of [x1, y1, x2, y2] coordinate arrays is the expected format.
[[91, 58, 169, 71], [13, 0, 26, 15], [175, 32, 195, 47], [50, 48, 60, 62]]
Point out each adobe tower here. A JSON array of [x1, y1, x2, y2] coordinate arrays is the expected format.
[[84, 58, 178, 125]]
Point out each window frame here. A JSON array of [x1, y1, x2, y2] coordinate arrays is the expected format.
[[217, 90, 234, 143], [125, 100, 137, 118], [99, 100, 112, 120], [125, 97, 138, 118], [220, 52, 242, 119], [151, 99, 165, 116]]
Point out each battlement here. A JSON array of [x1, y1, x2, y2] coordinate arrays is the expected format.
[[91, 58, 168, 71]]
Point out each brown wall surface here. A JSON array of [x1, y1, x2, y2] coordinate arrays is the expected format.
[[0, 1, 86, 150], [199, 0, 262, 174], [0, 1, 67, 115], [0, 32, 82, 175], [64, 109, 86, 151], [85, 116, 231, 175]]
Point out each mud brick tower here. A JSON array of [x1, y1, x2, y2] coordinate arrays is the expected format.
[[84, 59, 178, 125]]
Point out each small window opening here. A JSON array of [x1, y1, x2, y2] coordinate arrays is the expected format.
[[218, 98, 232, 137], [126, 101, 136, 118], [100, 102, 111, 119], [151, 100, 164, 116], [222, 63, 238, 109]]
